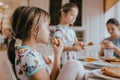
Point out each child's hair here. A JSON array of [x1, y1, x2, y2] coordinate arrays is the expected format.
[[59, 3, 78, 26], [61, 3, 78, 14], [106, 18, 120, 27], [8, 6, 50, 66]]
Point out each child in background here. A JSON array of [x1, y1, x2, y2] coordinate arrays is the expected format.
[[54, 3, 85, 65], [7, 6, 85, 80]]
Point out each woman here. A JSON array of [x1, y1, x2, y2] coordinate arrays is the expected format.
[[99, 18, 120, 58]]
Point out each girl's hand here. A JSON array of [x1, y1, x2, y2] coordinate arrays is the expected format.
[[79, 41, 86, 49], [51, 37, 64, 57], [72, 45, 81, 51], [73, 41, 86, 50], [72, 41, 86, 51]]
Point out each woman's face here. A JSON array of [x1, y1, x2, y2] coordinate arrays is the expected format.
[[36, 19, 50, 44], [107, 23, 119, 36], [62, 8, 78, 25]]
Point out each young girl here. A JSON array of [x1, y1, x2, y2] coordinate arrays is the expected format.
[[99, 18, 120, 58], [8, 6, 85, 80], [54, 3, 84, 65]]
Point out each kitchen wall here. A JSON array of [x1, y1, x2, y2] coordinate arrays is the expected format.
[[21, 0, 106, 43], [0, 0, 106, 44], [105, 0, 120, 37], [82, 0, 105, 43]]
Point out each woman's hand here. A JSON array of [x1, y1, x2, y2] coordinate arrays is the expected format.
[[101, 40, 115, 49]]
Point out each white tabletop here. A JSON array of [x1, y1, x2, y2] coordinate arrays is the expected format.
[[78, 59, 120, 80]]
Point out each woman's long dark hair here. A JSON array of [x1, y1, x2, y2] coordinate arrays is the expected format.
[[106, 18, 120, 26], [7, 6, 49, 77]]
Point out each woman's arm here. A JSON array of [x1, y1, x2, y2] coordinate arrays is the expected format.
[[99, 40, 108, 56], [99, 40, 120, 56], [99, 48, 104, 56], [111, 44, 120, 56], [105, 40, 120, 56]]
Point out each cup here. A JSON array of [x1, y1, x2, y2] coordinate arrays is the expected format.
[[104, 49, 114, 59], [85, 51, 98, 62], [84, 48, 98, 62], [85, 57, 98, 62]]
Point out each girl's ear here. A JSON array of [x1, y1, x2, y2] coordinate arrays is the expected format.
[[30, 27, 37, 36], [61, 11, 66, 17]]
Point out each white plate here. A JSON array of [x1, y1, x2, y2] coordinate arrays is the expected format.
[[80, 61, 120, 70], [84, 63, 103, 69], [80, 61, 102, 69], [77, 58, 85, 61], [92, 69, 120, 80], [90, 61, 120, 68]]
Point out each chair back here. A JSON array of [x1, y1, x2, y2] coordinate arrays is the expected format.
[[2, 60, 17, 80]]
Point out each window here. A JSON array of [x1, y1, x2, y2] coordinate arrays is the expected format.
[[70, 0, 82, 26], [76, 31, 84, 41], [49, 0, 62, 25], [49, 0, 82, 26], [49, 0, 84, 41]]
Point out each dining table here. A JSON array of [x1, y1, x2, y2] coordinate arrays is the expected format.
[[78, 57, 120, 80]]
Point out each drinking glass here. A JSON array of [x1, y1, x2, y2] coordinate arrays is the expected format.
[[85, 46, 98, 62], [104, 49, 114, 59]]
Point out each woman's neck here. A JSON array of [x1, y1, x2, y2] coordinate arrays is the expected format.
[[110, 33, 120, 39]]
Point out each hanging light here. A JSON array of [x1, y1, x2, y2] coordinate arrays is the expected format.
[[0, 2, 4, 6], [0, 2, 5, 13]]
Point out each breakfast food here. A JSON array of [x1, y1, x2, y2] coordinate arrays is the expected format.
[[101, 67, 120, 78], [51, 37, 59, 46], [104, 57, 120, 62], [103, 57, 120, 64], [85, 57, 97, 62], [87, 42, 94, 46]]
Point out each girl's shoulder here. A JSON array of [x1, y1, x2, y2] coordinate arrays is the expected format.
[[16, 46, 39, 56], [56, 25, 64, 29], [55, 25, 65, 32], [57, 25, 74, 30], [16, 45, 32, 52], [16, 45, 44, 64]]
